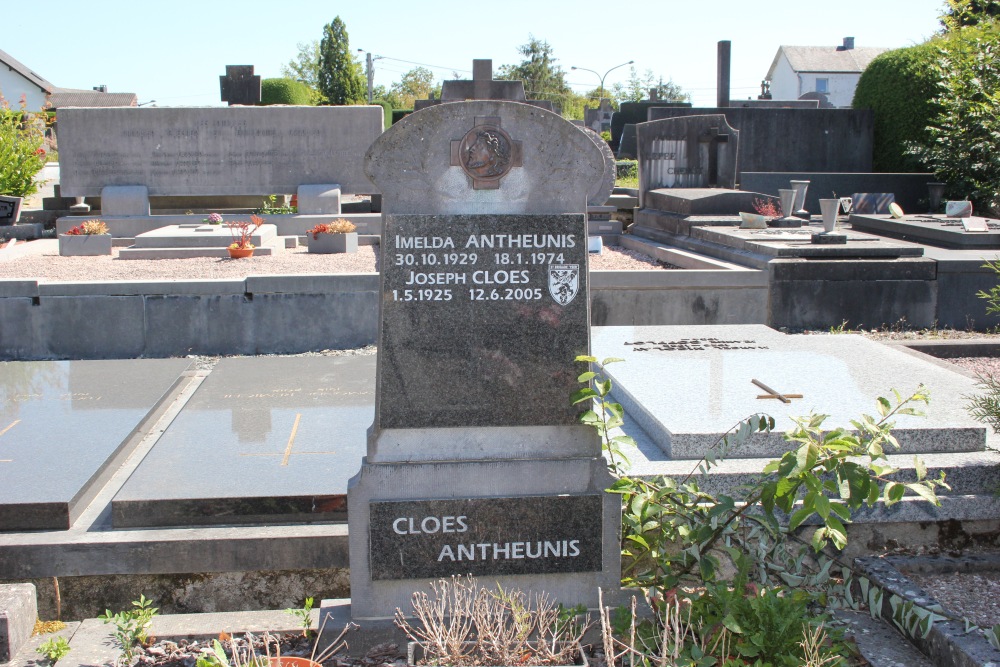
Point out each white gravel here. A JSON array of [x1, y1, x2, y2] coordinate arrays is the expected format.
[[0, 241, 669, 282]]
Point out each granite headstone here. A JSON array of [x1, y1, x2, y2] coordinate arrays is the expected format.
[[349, 100, 620, 620], [636, 114, 740, 209]]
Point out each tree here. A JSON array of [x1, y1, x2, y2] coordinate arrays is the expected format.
[[317, 17, 366, 105], [852, 42, 943, 172], [610, 67, 690, 105], [496, 36, 573, 111], [389, 67, 438, 109], [940, 0, 1000, 29], [909, 21, 1000, 215], [281, 41, 321, 89]]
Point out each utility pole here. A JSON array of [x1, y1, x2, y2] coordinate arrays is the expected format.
[[358, 49, 379, 104]]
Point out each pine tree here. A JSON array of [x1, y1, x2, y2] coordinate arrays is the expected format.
[[317, 17, 366, 105]]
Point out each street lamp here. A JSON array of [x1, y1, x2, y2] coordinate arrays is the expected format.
[[357, 48, 384, 104], [570, 60, 634, 100]]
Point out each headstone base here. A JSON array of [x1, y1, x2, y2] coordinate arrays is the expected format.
[[812, 232, 848, 245], [297, 184, 342, 215], [347, 455, 622, 620], [769, 216, 805, 228], [101, 185, 150, 216]]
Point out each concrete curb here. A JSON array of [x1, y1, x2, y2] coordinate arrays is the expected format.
[[856, 555, 1000, 667]]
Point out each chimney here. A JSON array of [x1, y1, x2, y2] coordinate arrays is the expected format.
[[840, 37, 855, 50], [717, 40, 731, 108]]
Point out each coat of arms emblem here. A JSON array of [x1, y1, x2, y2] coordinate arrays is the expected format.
[[548, 264, 580, 306]]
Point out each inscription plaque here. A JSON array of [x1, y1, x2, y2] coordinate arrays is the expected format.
[[377, 213, 589, 430], [369, 495, 603, 580]]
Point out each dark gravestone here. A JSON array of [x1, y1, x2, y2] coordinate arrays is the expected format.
[[0, 359, 191, 531], [112, 356, 374, 528], [219, 65, 261, 106], [636, 114, 740, 209], [610, 100, 692, 152], [617, 123, 638, 159], [646, 107, 874, 174], [377, 214, 588, 433], [0, 196, 22, 226], [369, 495, 603, 580], [350, 99, 620, 620]]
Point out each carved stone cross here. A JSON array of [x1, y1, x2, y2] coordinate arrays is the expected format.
[[699, 126, 731, 187]]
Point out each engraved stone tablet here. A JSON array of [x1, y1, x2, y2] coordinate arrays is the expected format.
[[369, 495, 603, 580]]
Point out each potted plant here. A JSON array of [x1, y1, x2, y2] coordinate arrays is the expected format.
[[0, 94, 50, 225], [204, 212, 224, 225], [396, 576, 588, 667], [59, 220, 112, 256], [227, 214, 264, 258], [306, 219, 358, 254]]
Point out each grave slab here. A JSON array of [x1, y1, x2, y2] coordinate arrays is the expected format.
[[0, 359, 192, 531], [850, 213, 1000, 249], [592, 325, 987, 459], [112, 356, 375, 528]]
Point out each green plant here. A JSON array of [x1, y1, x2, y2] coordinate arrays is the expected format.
[[852, 42, 943, 173], [98, 594, 158, 666], [576, 356, 948, 666], [0, 93, 49, 198], [261, 78, 315, 106], [614, 160, 637, 187], [908, 21, 1000, 216], [36, 636, 71, 663], [254, 195, 296, 215], [285, 596, 314, 637]]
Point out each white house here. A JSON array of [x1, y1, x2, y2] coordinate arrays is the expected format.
[[0, 48, 53, 111], [765, 38, 888, 108]]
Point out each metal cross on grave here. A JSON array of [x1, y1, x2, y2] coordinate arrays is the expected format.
[[0, 419, 18, 462], [699, 126, 731, 187], [238, 413, 338, 466], [450, 116, 523, 190]]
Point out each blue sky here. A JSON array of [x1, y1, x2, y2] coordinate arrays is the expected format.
[[6, 0, 945, 108]]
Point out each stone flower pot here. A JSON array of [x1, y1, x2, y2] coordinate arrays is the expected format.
[[59, 234, 112, 256], [308, 232, 358, 254]]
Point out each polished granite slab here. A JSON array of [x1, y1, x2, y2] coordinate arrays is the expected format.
[[111, 355, 374, 528], [0, 358, 192, 531], [850, 213, 1000, 249], [591, 324, 987, 459]]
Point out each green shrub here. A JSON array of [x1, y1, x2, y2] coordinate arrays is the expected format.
[[374, 100, 392, 129], [853, 41, 943, 173], [260, 78, 314, 106], [0, 96, 48, 198]]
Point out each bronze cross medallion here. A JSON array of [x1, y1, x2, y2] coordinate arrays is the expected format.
[[450, 116, 523, 190], [238, 414, 338, 466]]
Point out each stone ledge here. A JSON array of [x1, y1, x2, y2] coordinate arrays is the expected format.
[[0, 583, 36, 664]]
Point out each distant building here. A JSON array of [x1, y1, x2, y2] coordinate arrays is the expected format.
[[765, 37, 888, 108], [0, 48, 54, 110]]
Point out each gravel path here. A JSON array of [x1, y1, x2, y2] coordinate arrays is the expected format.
[[0, 241, 670, 281], [902, 570, 1000, 628]]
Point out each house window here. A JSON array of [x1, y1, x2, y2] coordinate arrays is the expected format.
[[816, 78, 829, 94]]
